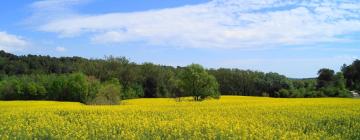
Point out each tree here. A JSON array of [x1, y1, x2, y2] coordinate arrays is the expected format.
[[342, 60, 360, 91], [0, 50, 355, 100], [0, 79, 22, 100], [316, 69, 350, 97], [180, 64, 220, 101], [334, 72, 346, 89], [84, 76, 101, 103], [275, 89, 289, 98], [88, 78, 122, 105], [122, 84, 144, 99], [141, 63, 159, 98], [317, 68, 335, 88], [67, 73, 89, 102], [49, 75, 68, 100], [25, 82, 38, 99], [264, 72, 292, 97]]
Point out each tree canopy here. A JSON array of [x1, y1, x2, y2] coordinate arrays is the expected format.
[[0, 50, 356, 104], [180, 64, 220, 101]]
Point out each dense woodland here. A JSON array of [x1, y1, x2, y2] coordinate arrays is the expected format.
[[0, 50, 358, 104]]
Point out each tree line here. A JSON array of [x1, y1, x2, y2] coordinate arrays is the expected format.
[[0, 73, 122, 105], [0, 51, 356, 104]]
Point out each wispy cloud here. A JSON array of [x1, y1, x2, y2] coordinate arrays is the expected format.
[[0, 32, 28, 52], [29, 0, 360, 48], [55, 46, 67, 52], [25, 0, 88, 25]]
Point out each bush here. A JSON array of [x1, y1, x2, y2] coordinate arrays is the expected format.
[[86, 79, 122, 105], [83, 76, 101, 103]]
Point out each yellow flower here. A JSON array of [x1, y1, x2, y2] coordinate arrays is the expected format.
[[0, 96, 359, 139]]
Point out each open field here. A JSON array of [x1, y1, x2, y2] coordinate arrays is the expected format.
[[0, 96, 360, 139]]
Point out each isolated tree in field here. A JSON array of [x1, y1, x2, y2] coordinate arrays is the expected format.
[[180, 64, 220, 101]]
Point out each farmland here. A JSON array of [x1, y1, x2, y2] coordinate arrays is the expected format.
[[1, 96, 360, 139]]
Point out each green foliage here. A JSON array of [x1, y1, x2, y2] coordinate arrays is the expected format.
[[274, 70, 351, 98], [318, 87, 351, 97], [122, 84, 144, 99], [275, 89, 289, 98], [316, 69, 350, 97], [87, 79, 122, 105], [24, 82, 47, 99], [209, 69, 292, 97], [67, 73, 89, 102], [0, 73, 124, 105], [49, 75, 67, 100], [317, 68, 335, 88], [0, 51, 355, 100], [84, 76, 101, 103], [342, 60, 360, 92], [180, 64, 220, 101]]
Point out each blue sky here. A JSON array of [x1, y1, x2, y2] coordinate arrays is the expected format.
[[1, 0, 360, 78]]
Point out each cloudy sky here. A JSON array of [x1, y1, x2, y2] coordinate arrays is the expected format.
[[1, 0, 360, 78]]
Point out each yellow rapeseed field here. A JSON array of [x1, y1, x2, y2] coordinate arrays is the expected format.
[[0, 96, 360, 139]]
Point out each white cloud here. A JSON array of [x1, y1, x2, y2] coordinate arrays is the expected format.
[[0, 32, 28, 52], [55, 46, 67, 52], [25, 0, 87, 25], [31, 0, 360, 48]]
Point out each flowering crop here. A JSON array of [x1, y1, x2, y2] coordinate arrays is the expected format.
[[0, 96, 360, 139]]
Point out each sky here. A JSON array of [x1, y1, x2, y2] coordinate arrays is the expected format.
[[0, 0, 360, 78]]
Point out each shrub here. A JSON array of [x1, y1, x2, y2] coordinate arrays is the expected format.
[[86, 79, 122, 105]]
